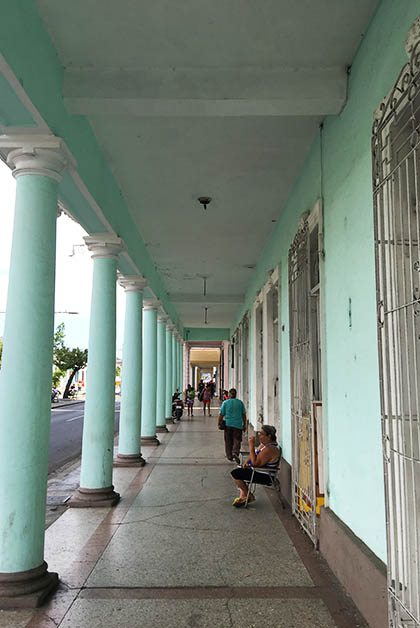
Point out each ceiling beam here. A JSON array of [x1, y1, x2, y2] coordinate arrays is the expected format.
[[63, 66, 347, 117], [170, 293, 243, 304]]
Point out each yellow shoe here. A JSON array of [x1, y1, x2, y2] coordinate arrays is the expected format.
[[232, 497, 246, 508]]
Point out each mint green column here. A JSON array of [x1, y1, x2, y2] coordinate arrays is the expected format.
[[0, 136, 71, 602], [165, 323, 173, 418], [172, 332, 177, 393], [156, 313, 168, 432], [175, 339, 179, 391], [179, 338, 184, 392], [115, 276, 147, 466], [141, 299, 159, 445], [177, 337, 181, 390], [73, 234, 124, 507]]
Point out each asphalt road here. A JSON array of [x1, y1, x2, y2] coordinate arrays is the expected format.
[[48, 401, 120, 474]]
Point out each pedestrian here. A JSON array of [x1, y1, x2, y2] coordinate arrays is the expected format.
[[218, 388, 247, 464], [197, 379, 205, 401], [210, 379, 216, 397], [202, 383, 212, 416], [184, 384, 195, 417]]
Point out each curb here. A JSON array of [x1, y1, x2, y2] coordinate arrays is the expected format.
[[51, 400, 85, 409]]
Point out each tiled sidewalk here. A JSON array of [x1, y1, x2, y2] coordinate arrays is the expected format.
[[1, 413, 368, 628]]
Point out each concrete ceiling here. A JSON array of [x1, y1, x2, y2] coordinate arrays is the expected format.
[[35, 0, 379, 328], [190, 349, 221, 367]]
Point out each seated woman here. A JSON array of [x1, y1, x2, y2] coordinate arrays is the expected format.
[[231, 424, 281, 507]]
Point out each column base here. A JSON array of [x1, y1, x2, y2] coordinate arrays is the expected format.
[[156, 425, 169, 433], [114, 453, 146, 467], [69, 485, 120, 508], [141, 436, 160, 446], [0, 561, 58, 609], [165, 416, 175, 424]]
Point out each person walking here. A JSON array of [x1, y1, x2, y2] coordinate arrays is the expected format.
[[184, 384, 195, 417], [218, 388, 247, 463], [202, 383, 212, 416]]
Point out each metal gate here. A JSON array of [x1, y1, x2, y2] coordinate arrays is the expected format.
[[372, 18, 420, 628], [289, 217, 317, 544]]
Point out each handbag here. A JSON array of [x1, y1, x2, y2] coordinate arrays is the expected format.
[[218, 419, 226, 430]]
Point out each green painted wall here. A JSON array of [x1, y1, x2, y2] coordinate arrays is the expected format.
[[232, 0, 420, 561], [0, 0, 182, 332], [185, 328, 230, 341]]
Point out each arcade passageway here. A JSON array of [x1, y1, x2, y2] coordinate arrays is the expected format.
[[2, 412, 367, 628], [2, 2, 420, 627]]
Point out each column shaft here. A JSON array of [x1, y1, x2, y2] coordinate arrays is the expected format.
[[74, 243, 122, 507], [177, 339, 181, 390], [165, 327, 173, 418], [179, 340, 183, 392], [141, 305, 159, 445], [156, 316, 167, 432], [116, 286, 145, 465], [172, 334, 177, 393], [0, 174, 58, 573]]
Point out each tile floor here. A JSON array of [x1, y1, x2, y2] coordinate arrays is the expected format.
[[3, 405, 368, 628]]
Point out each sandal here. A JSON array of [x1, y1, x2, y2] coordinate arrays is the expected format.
[[247, 493, 256, 503], [232, 497, 247, 508]]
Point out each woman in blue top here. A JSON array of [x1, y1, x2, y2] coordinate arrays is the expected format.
[[218, 388, 247, 463], [231, 424, 281, 507]]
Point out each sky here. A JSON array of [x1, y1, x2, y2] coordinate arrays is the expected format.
[[0, 160, 126, 357]]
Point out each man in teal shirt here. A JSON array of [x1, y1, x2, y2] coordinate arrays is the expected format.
[[218, 388, 247, 464]]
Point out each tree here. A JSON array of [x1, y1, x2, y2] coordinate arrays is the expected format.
[[52, 369, 65, 389], [53, 323, 88, 398]]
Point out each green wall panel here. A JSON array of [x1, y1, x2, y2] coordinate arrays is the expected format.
[[185, 328, 230, 341]]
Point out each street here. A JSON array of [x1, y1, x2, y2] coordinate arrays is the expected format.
[[48, 401, 120, 474]]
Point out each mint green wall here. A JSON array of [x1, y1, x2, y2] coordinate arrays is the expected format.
[[185, 328, 230, 341], [0, 1, 182, 331], [232, 0, 420, 560]]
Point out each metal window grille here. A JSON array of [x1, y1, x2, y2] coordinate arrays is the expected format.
[[288, 219, 317, 545], [372, 18, 420, 627], [256, 304, 264, 423], [242, 314, 250, 408]]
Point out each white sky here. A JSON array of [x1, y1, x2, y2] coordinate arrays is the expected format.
[[0, 161, 126, 357]]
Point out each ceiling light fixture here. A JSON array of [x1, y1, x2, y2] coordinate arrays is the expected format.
[[204, 307, 209, 325], [197, 274, 209, 296], [198, 196, 212, 210]]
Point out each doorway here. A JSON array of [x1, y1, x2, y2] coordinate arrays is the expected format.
[[372, 31, 420, 627], [288, 205, 324, 545]]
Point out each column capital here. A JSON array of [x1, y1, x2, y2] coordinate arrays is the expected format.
[[84, 233, 125, 260], [166, 321, 174, 332], [158, 312, 169, 324], [118, 274, 148, 293], [143, 298, 160, 311], [0, 134, 76, 182]]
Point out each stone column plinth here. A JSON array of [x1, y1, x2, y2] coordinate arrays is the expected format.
[[114, 276, 147, 467], [71, 234, 124, 507], [156, 313, 169, 433], [0, 134, 74, 606], [141, 299, 160, 446]]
